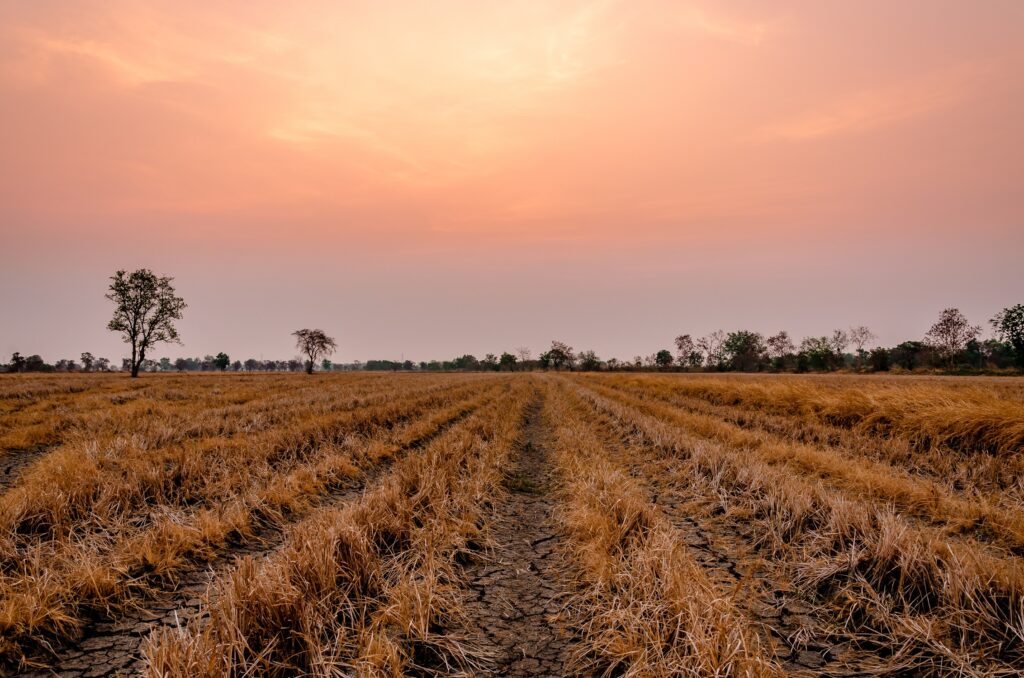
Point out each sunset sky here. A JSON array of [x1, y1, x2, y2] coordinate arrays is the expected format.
[[2, 1, 1022, 363]]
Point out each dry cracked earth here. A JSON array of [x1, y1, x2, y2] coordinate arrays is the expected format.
[[461, 395, 577, 677]]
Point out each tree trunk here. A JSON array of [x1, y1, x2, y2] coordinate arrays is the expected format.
[[306, 355, 314, 375], [130, 343, 139, 378]]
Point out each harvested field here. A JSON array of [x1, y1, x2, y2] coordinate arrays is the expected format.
[[1, 372, 1023, 676]]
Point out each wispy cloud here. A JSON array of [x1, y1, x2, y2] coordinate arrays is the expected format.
[[762, 63, 985, 141], [678, 5, 771, 46], [32, 34, 193, 84]]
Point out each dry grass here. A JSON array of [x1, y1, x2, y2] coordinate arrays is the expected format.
[[565, 377, 1024, 675], [547, 388, 783, 677], [2, 371, 1023, 675], [579, 377, 1024, 554], [143, 380, 531, 676], [0, 373, 506, 669], [618, 374, 1024, 456]]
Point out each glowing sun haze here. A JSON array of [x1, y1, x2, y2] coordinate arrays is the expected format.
[[1, 1, 1022, 362]]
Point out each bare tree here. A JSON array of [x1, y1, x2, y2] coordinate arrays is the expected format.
[[674, 334, 697, 367], [293, 329, 338, 374], [697, 330, 726, 369], [515, 346, 532, 371], [765, 331, 795, 360], [848, 326, 876, 368], [925, 308, 980, 366], [106, 269, 187, 378], [829, 329, 849, 358]]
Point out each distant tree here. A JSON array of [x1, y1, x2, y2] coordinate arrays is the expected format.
[[26, 355, 49, 372], [80, 352, 95, 372], [579, 350, 602, 371], [961, 339, 984, 370], [545, 341, 575, 370], [925, 308, 980, 367], [287, 359, 304, 372], [606, 358, 621, 371], [981, 339, 1016, 369], [868, 348, 890, 372], [800, 336, 841, 371], [765, 331, 795, 370], [654, 349, 674, 370], [9, 352, 26, 373], [674, 334, 693, 366], [292, 329, 337, 374], [453, 354, 479, 370], [697, 330, 727, 370], [55, 359, 77, 372], [213, 352, 230, 371], [991, 304, 1024, 369], [95, 357, 110, 372], [848, 326, 875, 369], [499, 352, 517, 371], [890, 341, 929, 370], [674, 334, 703, 368], [106, 269, 187, 378], [724, 331, 766, 371], [156, 357, 171, 372], [480, 353, 499, 371], [830, 329, 849, 361], [174, 357, 188, 372], [515, 347, 532, 370], [244, 358, 259, 372], [321, 358, 333, 372]]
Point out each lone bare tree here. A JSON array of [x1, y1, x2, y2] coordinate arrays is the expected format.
[[515, 347, 532, 370], [293, 329, 337, 374], [925, 308, 980, 366], [106, 269, 186, 378], [848, 326, 876, 368]]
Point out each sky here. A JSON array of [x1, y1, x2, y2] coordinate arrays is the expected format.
[[1, 0, 1022, 364]]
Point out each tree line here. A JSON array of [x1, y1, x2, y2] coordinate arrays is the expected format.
[[2, 269, 1022, 374]]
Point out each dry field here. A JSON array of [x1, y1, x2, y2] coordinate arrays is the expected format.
[[1, 372, 1023, 677]]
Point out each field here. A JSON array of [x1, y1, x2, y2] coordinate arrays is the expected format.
[[1, 372, 1023, 677]]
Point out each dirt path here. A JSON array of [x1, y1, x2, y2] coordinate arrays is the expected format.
[[461, 391, 578, 677], [21, 404, 483, 678], [0, 445, 51, 492]]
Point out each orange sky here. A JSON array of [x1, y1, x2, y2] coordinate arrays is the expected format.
[[2, 1, 1022, 362]]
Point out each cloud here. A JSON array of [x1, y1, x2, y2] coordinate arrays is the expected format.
[[762, 63, 984, 141], [678, 5, 771, 46], [32, 35, 194, 84]]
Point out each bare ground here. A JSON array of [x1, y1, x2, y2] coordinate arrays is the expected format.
[[460, 392, 579, 677], [0, 446, 51, 492]]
